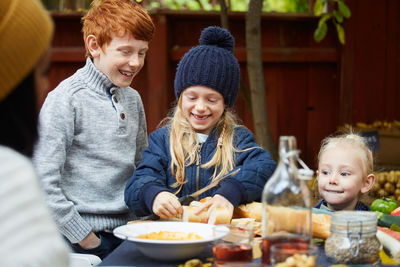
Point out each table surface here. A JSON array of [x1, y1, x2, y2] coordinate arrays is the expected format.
[[99, 240, 398, 267]]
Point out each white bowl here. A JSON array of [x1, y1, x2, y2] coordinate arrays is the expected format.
[[113, 221, 228, 261]]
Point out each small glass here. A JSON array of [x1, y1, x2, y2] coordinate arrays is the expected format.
[[212, 225, 253, 266], [269, 242, 318, 267]]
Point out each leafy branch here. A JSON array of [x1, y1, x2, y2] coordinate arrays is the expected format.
[[313, 0, 351, 44]]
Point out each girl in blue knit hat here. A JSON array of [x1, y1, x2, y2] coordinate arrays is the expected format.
[[125, 26, 276, 221]]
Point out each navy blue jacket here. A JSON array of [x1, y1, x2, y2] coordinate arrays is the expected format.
[[125, 126, 276, 216]]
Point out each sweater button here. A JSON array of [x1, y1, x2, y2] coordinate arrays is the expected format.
[[114, 97, 118, 103], [120, 113, 125, 120]]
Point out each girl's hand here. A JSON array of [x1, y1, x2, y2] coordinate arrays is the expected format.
[[152, 191, 182, 219], [195, 194, 234, 220]]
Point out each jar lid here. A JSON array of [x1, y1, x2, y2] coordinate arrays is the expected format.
[[332, 211, 377, 223], [331, 211, 377, 234]]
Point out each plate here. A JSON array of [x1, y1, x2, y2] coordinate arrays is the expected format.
[[113, 221, 228, 261]]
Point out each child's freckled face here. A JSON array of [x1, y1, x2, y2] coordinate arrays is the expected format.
[[317, 144, 366, 210], [181, 86, 225, 135], [93, 32, 148, 88]]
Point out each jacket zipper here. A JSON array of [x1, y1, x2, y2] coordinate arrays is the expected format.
[[195, 143, 203, 201]]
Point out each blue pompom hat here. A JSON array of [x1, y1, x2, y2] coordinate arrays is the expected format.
[[174, 26, 240, 107]]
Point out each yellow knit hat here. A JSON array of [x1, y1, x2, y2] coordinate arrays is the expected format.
[[0, 0, 54, 101]]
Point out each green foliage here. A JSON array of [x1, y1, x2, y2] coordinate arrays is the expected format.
[[141, 0, 309, 13], [338, 0, 351, 18], [41, 0, 310, 13], [263, 0, 309, 13], [314, 13, 330, 42], [313, 0, 324, 16], [335, 23, 345, 44], [332, 10, 343, 23], [313, 0, 351, 45], [230, 0, 249, 12]]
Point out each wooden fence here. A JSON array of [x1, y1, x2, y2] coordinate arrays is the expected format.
[[48, 0, 400, 168]]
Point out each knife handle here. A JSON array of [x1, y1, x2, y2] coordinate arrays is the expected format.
[[178, 195, 195, 206]]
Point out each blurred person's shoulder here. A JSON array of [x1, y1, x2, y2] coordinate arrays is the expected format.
[[0, 146, 37, 188], [0, 145, 33, 175]]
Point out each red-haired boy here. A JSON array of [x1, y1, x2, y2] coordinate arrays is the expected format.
[[33, 0, 154, 259]]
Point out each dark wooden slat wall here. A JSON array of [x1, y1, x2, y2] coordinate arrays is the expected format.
[[47, 0, 400, 168], [341, 0, 400, 124]]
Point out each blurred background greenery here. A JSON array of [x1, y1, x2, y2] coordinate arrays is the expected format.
[[40, 0, 310, 12]]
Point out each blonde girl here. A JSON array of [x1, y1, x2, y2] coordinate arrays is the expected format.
[[125, 26, 276, 220], [315, 133, 375, 211]]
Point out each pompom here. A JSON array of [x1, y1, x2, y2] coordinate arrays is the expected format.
[[199, 26, 234, 53]]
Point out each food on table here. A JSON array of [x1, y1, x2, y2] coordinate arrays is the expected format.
[[137, 231, 203, 240], [376, 211, 400, 228], [184, 197, 231, 224], [235, 203, 331, 239], [233, 201, 262, 222], [311, 213, 331, 239], [274, 253, 316, 267], [181, 206, 231, 225], [264, 205, 310, 235], [378, 226, 400, 241], [181, 206, 208, 223], [179, 258, 212, 267], [391, 206, 400, 216], [371, 197, 399, 214], [325, 211, 380, 264], [231, 218, 261, 236], [129, 200, 332, 239], [376, 227, 400, 263], [208, 207, 232, 225], [325, 230, 380, 264], [379, 249, 399, 265]]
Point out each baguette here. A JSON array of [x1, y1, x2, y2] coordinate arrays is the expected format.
[[182, 206, 208, 223], [182, 206, 232, 224], [265, 205, 331, 239], [208, 207, 232, 225], [265, 205, 310, 235], [234, 202, 331, 239], [233, 202, 262, 222], [311, 213, 331, 239]]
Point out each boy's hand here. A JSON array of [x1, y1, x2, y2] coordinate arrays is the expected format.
[[79, 232, 100, 249], [195, 194, 233, 220], [153, 191, 182, 219]]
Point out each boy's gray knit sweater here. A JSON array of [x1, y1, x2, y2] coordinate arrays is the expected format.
[[33, 58, 148, 243]]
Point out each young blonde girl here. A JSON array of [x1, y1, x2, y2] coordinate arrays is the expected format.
[[314, 133, 375, 211], [125, 26, 276, 220]]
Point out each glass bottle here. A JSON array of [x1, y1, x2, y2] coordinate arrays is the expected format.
[[325, 211, 380, 264], [261, 136, 314, 265]]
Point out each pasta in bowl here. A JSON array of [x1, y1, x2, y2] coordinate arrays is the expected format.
[[113, 221, 228, 261]]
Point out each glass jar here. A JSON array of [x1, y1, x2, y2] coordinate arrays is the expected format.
[[261, 136, 314, 265], [325, 211, 380, 264]]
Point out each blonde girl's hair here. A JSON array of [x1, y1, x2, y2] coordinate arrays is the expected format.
[[160, 97, 245, 189], [317, 132, 374, 176]]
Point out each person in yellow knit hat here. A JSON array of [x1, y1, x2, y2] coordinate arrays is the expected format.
[[0, 0, 70, 265]]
